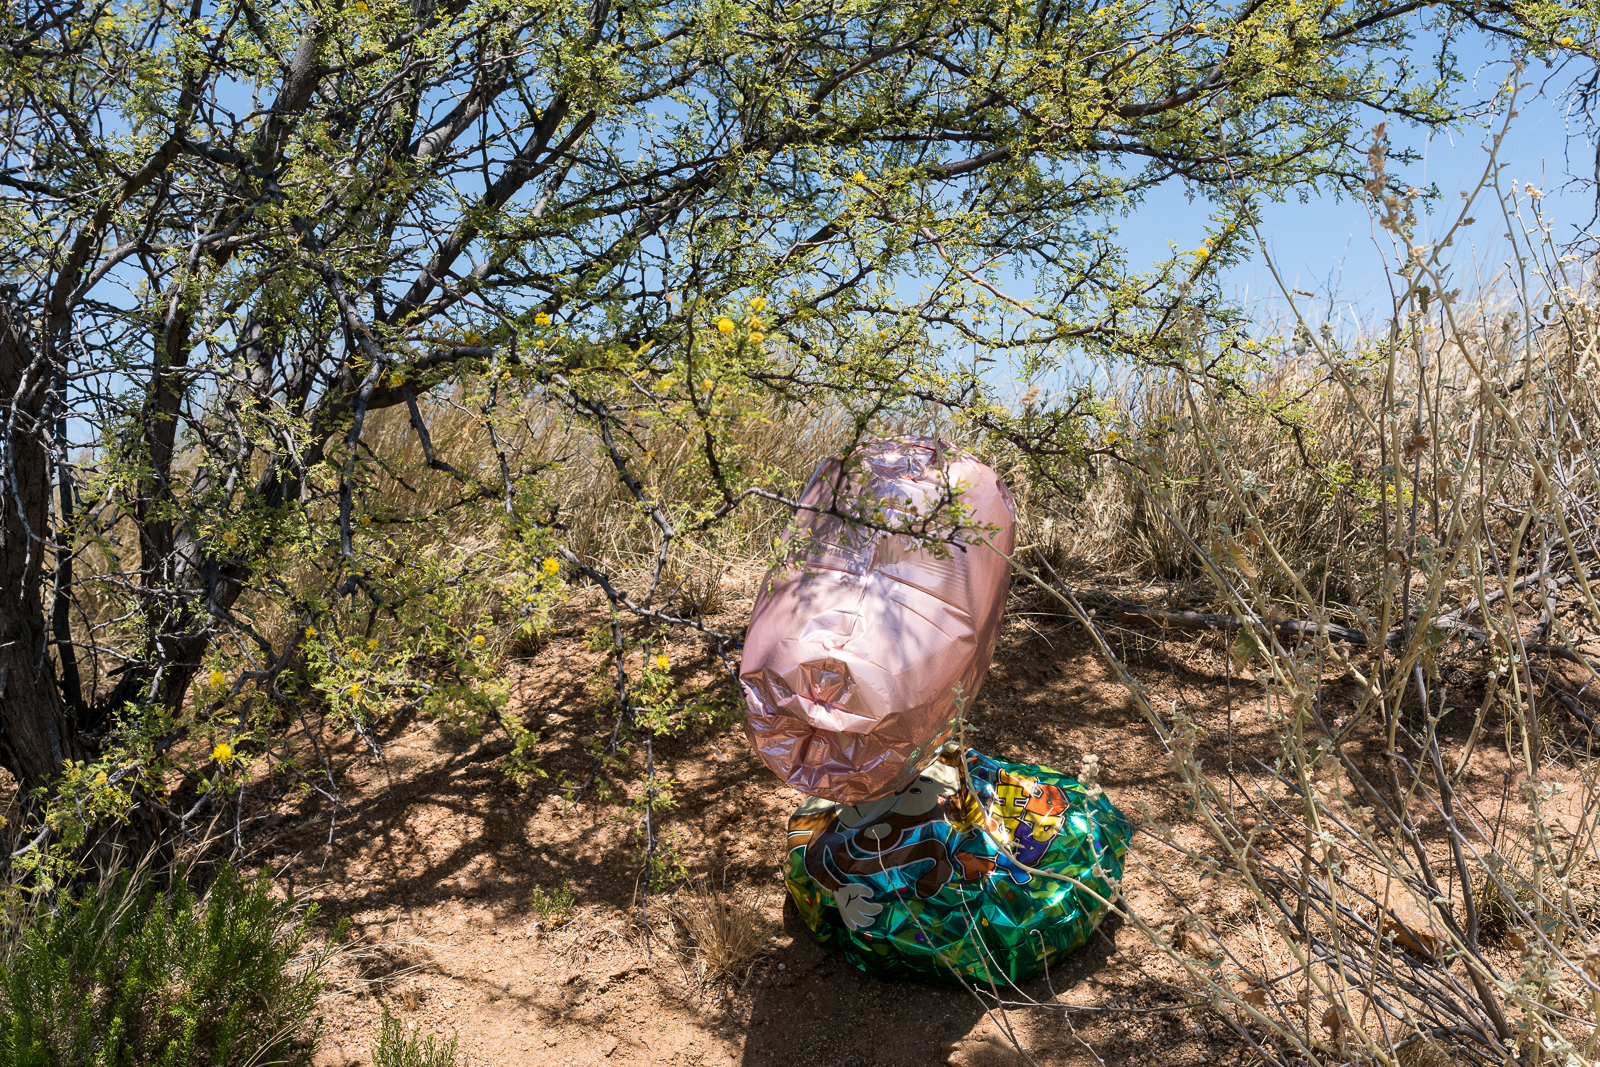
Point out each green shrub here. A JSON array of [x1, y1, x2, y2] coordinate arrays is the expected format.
[[372, 1009, 458, 1067], [0, 865, 331, 1067], [529, 881, 574, 924]]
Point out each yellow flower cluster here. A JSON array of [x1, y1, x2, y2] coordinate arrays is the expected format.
[[212, 742, 234, 763]]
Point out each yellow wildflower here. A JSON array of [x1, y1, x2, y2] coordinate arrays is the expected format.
[[750, 332, 765, 345], [535, 312, 552, 326], [212, 742, 234, 763], [1561, 36, 1574, 46], [94, 771, 107, 785], [853, 172, 866, 182], [542, 557, 560, 576], [304, 626, 317, 638], [472, 634, 487, 647], [654, 653, 670, 671], [208, 670, 226, 688], [349, 682, 362, 699], [749, 296, 767, 311], [716, 317, 735, 334], [366, 638, 379, 651], [525, 594, 537, 602]]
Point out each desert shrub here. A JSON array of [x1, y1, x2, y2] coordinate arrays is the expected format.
[[529, 880, 576, 925], [0, 0, 1578, 896], [1004, 118, 1600, 1065], [0, 865, 333, 1067], [371, 1009, 459, 1067]]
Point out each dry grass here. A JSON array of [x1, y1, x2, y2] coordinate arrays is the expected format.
[[668, 881, 774, 986], [1035, 359, 1382, 600], [1396, 1035, 1467, 1067], [357, 390, 859, 581], [1029, 174, 1600, 1065]]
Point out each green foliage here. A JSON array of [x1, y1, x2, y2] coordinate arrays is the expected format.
[[372, 1009, 459, 1067], [0, 0, 1589, 881], [644, 828, 693, 893], [529, 881, 575, 925], [0, 866, 330, 1067]]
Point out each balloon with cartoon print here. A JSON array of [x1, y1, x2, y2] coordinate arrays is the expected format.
[[784, 747, 1131, 985], [747, 437, 1129, 983]]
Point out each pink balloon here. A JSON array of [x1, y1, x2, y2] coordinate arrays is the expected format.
[[740, 438, 1016, 802]]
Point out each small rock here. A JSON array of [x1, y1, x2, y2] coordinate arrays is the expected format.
[[1378, 894, 1442, 962], [943, 1034, 1024, 1066]]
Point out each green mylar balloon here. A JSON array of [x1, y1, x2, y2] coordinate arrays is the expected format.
[[783, 747, 1129, 985]]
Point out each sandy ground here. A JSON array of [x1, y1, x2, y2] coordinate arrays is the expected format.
[[240, 580, 1590, 1067]]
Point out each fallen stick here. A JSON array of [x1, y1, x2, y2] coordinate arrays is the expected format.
[[1079, 597, 1370, 644], [1064, 589, 1596, 669]]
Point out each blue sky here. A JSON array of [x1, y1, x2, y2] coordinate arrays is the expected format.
[[1124, 45, 1596, 333], [975, 38, 1600, 405]]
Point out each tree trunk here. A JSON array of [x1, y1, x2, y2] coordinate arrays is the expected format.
[[0, 300, 79, 791]]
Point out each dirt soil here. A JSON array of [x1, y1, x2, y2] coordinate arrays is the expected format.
[[253, 578, 1588, 1067]]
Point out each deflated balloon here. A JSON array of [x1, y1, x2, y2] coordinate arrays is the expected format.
[[740, 438, 1015, 802], [783, 747, 1129, 985]]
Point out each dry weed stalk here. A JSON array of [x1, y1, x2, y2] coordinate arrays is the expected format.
[[881, 91, 1600, 1067], [1015, 106, 1600, 1066], [668, 880, 773, 986]]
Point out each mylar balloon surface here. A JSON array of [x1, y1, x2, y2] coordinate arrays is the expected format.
[[784, 748, 1129, 985], [740, 438, 1015, 803]]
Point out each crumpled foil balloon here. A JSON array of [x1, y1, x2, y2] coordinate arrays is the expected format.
[[783, 748, 1130, 985], [740, 437, 1016, 802]]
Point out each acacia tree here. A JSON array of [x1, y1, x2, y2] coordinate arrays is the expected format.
[[0, 0, 1585, 855]]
